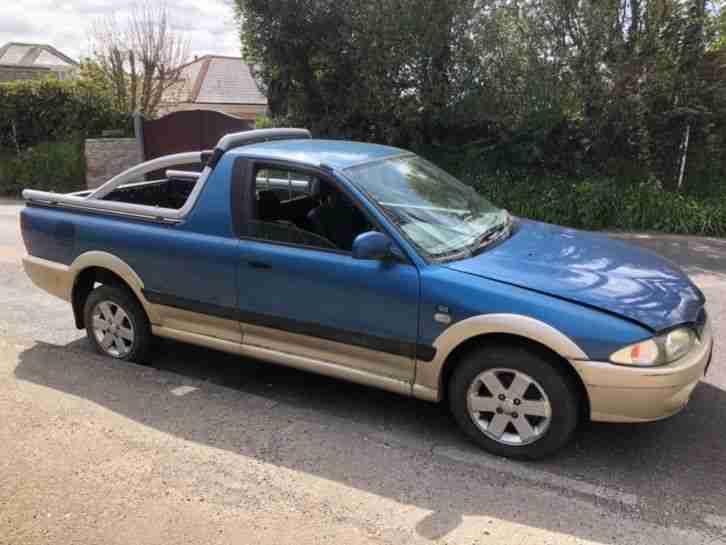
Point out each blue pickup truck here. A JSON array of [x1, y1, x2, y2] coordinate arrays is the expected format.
[[20, 128, 713, 459]]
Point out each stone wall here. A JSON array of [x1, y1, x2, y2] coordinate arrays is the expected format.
[[85, 138, 142, 189]]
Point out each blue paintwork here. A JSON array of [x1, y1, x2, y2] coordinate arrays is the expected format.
[[20, 205, 77, 265], [351, 231, 392, 260], [444, 219, 705, 332], [181, 156, 236, 238], [76, 212, 239, 311], [20, 139, 707, 365], [237, 238, 420, 349], [418, 265, 653, 361], [21, 160, 241, 312]]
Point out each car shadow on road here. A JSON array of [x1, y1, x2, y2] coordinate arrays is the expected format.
[[15, 337, 726, 541]]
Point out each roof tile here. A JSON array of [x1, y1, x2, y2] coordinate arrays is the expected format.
[[177, 56, 267, 105], [0, 42, 77, 68]]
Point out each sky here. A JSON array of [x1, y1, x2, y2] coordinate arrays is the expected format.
[[0, 0, 242, 62]]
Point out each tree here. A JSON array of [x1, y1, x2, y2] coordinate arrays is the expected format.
[[235, 0, 479, 144], [88, 2, 190, 118], [235, 0, 726, 189], [78, 59, 114, 98]]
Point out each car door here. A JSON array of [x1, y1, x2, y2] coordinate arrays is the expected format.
[[233, 159, 421, 385]]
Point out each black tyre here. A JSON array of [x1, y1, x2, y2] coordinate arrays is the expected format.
[[84, 284, 153, 363], [448, 344, 580, 460]]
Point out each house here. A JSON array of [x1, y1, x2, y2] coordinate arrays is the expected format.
[[0, 42, 79, 82], [161, 55, 268, 121]]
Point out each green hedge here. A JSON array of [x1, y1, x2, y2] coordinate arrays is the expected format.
[[0, 141, 84, 196], [0, 79, 128, 149], [470, 174, 726, 237], [0, 79, 126, 197]]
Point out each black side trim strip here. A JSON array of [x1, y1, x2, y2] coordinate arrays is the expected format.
[[416, 344, 437, 362], [142, 289, 436, 362], [143, 290, 239, 321], [236, 309, 422, 359]]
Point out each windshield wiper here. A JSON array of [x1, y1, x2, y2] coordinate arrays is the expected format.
[[469, 213, 512, 255]]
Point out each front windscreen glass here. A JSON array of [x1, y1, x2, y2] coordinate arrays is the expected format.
[[344, 155, 509, 260]]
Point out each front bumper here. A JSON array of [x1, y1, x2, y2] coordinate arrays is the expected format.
[[572, 319, 713, 423]]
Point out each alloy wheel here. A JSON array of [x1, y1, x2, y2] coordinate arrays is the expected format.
[[91, 300, 135, 358], [466, 367, 552, 446]]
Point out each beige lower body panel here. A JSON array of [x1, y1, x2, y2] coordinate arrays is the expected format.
[[586, 381, 701, 423], [150, 304, 242, 343], [23, 256, 72, 301], [152, 325, 413, 396], [149, 304, 414, 385], [242, 323, 415, 384]]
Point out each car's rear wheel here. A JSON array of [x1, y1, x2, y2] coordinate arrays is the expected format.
[[84, 285, 152, 363], [448, 344, 580, 460]]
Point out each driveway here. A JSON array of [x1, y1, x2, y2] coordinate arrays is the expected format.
[[2, 200, 726, 544]]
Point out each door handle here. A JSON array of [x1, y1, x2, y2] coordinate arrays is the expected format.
[[247, 260, 272, 270]]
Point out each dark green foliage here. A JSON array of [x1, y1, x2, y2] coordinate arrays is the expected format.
[[0, 79, 129, 150], [236, 0, 726, 202], [236, 0, 479, 146], [0, 141, 85, 196], [469, 174, 726, 237], [0, 79, 127, 196], [419, 144, 726, 236]]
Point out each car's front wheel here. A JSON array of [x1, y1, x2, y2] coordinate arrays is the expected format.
[[448, 344, 580, 460], [84, 285, 152, 363]]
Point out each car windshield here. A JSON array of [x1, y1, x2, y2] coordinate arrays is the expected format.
[[344, 155, 510, 260]]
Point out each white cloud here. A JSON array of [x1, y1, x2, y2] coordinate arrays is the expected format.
[[0, 0, 241, 62]]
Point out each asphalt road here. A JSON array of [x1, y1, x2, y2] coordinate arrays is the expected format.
[[2, 200, 726, 545]]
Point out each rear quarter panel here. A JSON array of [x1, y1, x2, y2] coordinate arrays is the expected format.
[[20, 206, 77, 265], [20, 160, 240, 310]]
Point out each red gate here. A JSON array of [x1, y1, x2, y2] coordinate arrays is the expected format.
[[138, 109, 254, 161]]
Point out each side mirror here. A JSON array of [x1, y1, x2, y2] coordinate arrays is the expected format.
[[352, 231, 393, 260]]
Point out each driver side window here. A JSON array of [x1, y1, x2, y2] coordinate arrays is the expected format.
[[241, 166, 373, 253]]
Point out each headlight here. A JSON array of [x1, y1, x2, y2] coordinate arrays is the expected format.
[[610, 338, 661, 366], [663, 328, 695, 361], [610, 327, 696, 366]]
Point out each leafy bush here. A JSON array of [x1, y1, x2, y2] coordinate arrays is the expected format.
[[0, 79, 128, 150], [255, 115, 296, 130], [0, 141, 84, 196], [0, 79, 126, 197], [469, 174, 726, 237], [255, 115, 275, 129], [417, 145, 726, 236]]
